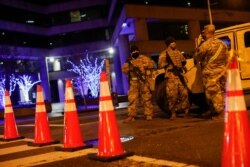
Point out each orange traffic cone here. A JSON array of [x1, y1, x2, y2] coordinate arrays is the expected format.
[[55, 80, 92, 151], [0, 90, 24, 141], [27, 85, 59, 146], [88, 72, 133, 162], [222, 58, 250, 166]]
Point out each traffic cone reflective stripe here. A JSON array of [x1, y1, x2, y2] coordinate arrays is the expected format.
[[226, 91, 246, 112], [222, 58, 250, 166], [225, 59, 246, 113], [99, 96, 114, 112], [0, 90, 24, 141], [27, 85, 59, 146], [4, 91, 13, 114], [55, 80, 92, 151], [64, 99, 76, 112], [88, 72, 133, 161], [99, 80, 114, 113], [36, 102, 46, 114], [99, 74, 116, 113], [5, 104, 13, 112], [36, 86, 46, 113]]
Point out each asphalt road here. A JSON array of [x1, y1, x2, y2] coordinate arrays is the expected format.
[[0, 98, 250, 167]]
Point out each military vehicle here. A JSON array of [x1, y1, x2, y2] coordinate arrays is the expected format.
[[154, 22, 250, 116]]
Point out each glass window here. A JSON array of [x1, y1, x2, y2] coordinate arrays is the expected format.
[[147, 22, 189, 40], [218, 36, 231, 50], [244, 31, 250, 48], [50, 5, 108, 25], [0, 26, 113, 48], [70, 10, 81, 23]]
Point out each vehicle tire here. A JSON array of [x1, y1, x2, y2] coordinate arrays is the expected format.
[[153, 74, 171, 118], [188, 92, 209, 112]]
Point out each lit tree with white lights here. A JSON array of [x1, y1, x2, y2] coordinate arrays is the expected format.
[[0, 74, 18, 108], [16, 75, 40, 104], [72, 77, 88, 97], [9, 74, 18, 95], [67, 55, 105, 98], [0, 76, 5, 108]]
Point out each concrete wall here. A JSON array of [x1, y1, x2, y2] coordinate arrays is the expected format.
[[112, 4, 250, 55]]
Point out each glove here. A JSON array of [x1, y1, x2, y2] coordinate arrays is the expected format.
[[182, 60, 186, 66], [197, 34, 204, 47]]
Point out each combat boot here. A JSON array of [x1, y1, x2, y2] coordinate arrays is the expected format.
[[184, 109, 190, 118], [212, 112, 224, 120], [201, 110, 212, 119], [146, 116, 153, 121], [170, 112, 176, 120], [123, 116, 135, 123]]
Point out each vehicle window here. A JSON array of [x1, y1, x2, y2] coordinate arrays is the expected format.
[[218, 36, 231, 50], [244, 31, 250, 48]]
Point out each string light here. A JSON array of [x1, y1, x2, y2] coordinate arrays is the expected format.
[[67, 54, 105, 98], [0, 74, 18, 108], [16, 75, 40, 104], [0, 76, 6, 108]]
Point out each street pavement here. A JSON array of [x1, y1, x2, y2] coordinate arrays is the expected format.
[[0, 95, 250, 167]]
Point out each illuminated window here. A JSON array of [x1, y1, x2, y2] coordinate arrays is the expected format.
[[70, 10, 81, 23]]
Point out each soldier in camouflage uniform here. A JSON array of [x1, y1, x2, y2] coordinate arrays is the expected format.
[[158, 37, 190, 120], [122, 45, 155, 123], [195, 24, 228, 119]]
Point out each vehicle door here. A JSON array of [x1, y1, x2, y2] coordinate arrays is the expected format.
[[236, 29, 250, 90]]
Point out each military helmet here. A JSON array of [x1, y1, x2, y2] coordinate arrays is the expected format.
[[202, 24, 215, 33], [165, 37, 176, 46], [130, 45, 139, 53]]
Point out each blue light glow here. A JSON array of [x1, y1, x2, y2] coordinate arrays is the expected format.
[[16, 75, 40, 104], [67, 55, 105, 98], [0, 74, 18, 108]]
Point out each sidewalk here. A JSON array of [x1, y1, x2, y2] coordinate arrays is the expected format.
[[47, 102, 129, 118]]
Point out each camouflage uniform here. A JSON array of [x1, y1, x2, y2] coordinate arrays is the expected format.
[[195, 37, 228, 116], [158, 47, 190, 119], [122, 54, 154, 121]]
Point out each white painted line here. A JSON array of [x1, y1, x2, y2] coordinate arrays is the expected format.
[[0, 148, 97, 167], [0, 146, 199, 167], [0, 145, 37, 155], [0, 138, 33, 145], [16, 121, 99, 127], [128, 155, 199, 167], [0, 143, 61, 155], [17, 124, 64, 127]]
